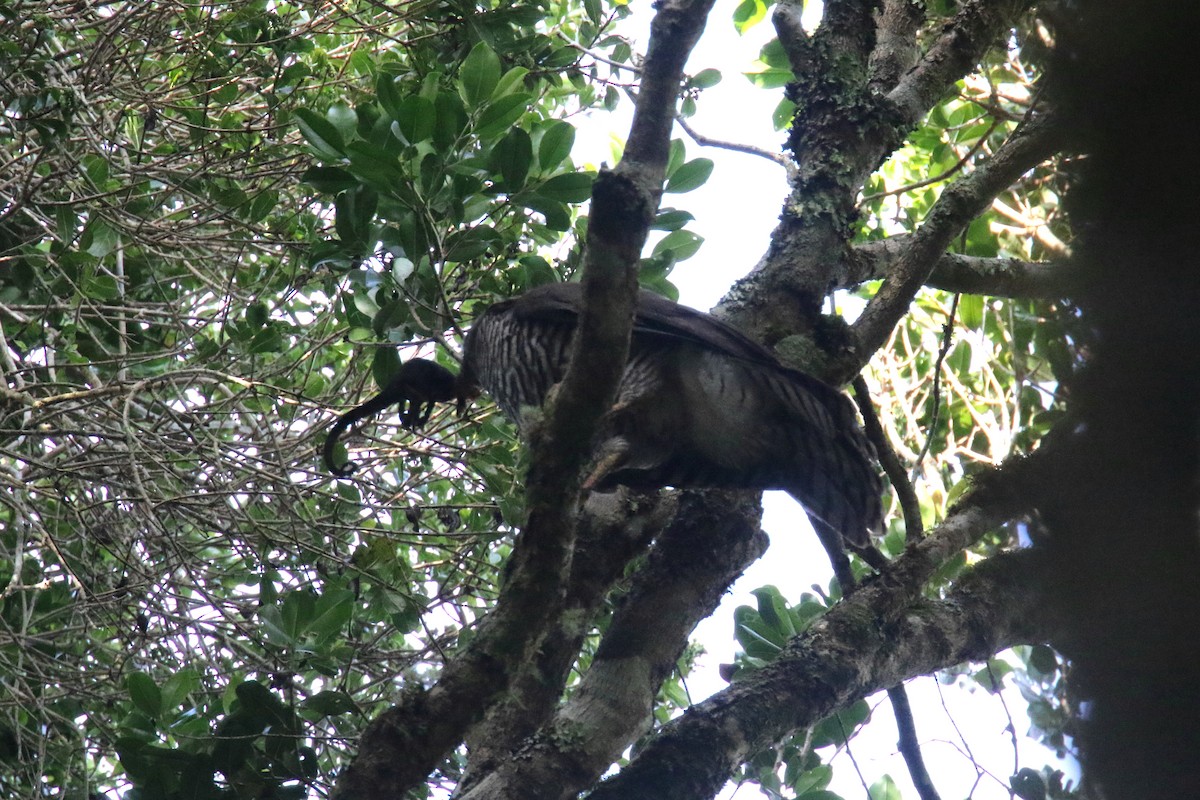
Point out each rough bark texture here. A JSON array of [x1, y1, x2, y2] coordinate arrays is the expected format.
[[459, 491, 768, 800], [852, 238, 1078, 299], [718, 0, 1035, 368], [588, 545, 1059, 800]]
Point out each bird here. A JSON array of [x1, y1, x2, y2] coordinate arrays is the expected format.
[[324, 282, 884, 553]]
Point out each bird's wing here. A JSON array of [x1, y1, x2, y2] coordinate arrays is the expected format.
[[497, 282, 782, 367], [495, 281, 858, 421]]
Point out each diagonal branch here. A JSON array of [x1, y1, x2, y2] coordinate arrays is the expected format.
[[719, 0, 1035, 346], [846, 106, 1067, 380], [459, 490, 769, 800], [457, 490, 673, 790], [887, 0, 1035, 128], [588, 507, 1055, 800]]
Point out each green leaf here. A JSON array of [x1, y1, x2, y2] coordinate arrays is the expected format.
[[665, 158, 714, 193], [302, 691, 358, 719], [459, 42, 501, 107], [295, 107, 346, 160], [972, 658, 1013, 693], [537, 172, 594, 203], [160, 669, 200, 714], [309, 589, 354, 644], [651, 208, 695, 231], [513, 255, 559, 288], [127, 672, 162, 719], [666, 139, 686, 177], [334, 185, 378, 248], [444, 225, 501, 261], [302, 165, 358, 194], [475, 93, 532, 140], [83, 274, 120, 300], [810, 700, 871, 747], [246, 302, 269, 327], [537, 120, 576, 171], [732, 0, 768, 32], [344, 141, 405, 190], [958, 293, 984, 330], [84, 221, 119, 257], [434, 92, 468, 149], [1028, 644, 1059, 677], [327, 103, 358, 141], [691, 68, 722, 89], [518, 194, 572, 231], [792, 764, 834, 795], [867, 775, 902, 800], [489, 127, 533, 190], [280, 590, 316, 639], [492, 65, 530, 99], [745, 66, 794, 89], [652, 229, 704, 261], [772, 97, 796, 131], [376, 73, 405, 120], [395, 95, 436, 145]]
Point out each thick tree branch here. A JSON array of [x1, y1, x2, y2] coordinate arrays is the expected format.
[[719, 0, 1034, 353], [845, 106, 1066, 381], [851, 238, 1080, 298], [589, 543, 1058, 800], [459, 491, 769, 800], [887, 0, 1034, 127], [330, 3, 715, 797], [458, 491, 673, 790], [869, 0, 925, 93]]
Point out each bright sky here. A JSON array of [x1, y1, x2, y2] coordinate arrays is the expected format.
[[574, 3, 1076, 798]]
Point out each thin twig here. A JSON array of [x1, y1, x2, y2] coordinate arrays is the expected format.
[[675, 115, 789, 166], [912, 293, 959, 479]]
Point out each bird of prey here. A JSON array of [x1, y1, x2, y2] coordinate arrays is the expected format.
[[325, 282, 883, 552]]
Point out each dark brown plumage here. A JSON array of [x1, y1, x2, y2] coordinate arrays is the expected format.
[[325, 282, 884, 551]]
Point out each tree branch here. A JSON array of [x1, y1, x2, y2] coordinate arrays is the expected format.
[[459, 491, 769, 800], [719, 0, 1034, 350], [851, 238, 1080, 298], [846, 106, 1066, 381], [458, 491, 674, 790], [868, 0, 925, 93], [853, 376, 923, 545], [886, 0, 1034, 128], [888, 683, 942, 800], [676, 115, 789, 166], [589, 540, 1058, 800]]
